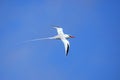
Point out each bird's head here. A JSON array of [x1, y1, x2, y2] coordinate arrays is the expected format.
[[69, 35, 75, 38], [65, 34, 75, 38]]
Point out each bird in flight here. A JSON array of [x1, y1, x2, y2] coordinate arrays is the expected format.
[[25, 26, 74, 56]]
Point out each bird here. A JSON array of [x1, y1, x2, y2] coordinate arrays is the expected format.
[[25, 26, 74, 56]]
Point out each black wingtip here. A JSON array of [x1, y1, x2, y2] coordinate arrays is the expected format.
[[66, 44, 69, 56], [51, 25, 60, 27], [66, 53, 68, 56]]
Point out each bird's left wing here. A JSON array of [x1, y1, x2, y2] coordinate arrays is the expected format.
[[53, 27, 64, 35], [61, 38, 70, 56]]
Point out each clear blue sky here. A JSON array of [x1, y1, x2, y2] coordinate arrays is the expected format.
[[0, 0, 120, 80]]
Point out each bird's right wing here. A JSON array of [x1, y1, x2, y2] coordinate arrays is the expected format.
[[53, 27, 64, 35], [61, 38, 70, 56]]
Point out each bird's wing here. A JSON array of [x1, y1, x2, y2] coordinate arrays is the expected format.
[[61, 38, 70, 56], [53, 27, 64, 35]]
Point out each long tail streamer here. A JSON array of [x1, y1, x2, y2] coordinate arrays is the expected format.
[[23, 37, 54, 43]]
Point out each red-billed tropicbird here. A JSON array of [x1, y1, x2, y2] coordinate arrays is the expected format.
[[25, 26, 74, 56]]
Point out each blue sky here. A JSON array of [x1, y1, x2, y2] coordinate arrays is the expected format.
[[0, 0, 120, 80]]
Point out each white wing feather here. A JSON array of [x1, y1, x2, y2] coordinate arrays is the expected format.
[[54, 27, 64, 35]]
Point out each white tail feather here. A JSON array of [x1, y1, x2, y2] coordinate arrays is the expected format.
[[23, 37, 54, 43]]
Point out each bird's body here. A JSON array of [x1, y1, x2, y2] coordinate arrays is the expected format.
[[25, 26, 74, 56], [51, 34, 71, 39]]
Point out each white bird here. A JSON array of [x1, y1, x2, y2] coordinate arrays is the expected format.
[[25, 26, 74, 56]]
